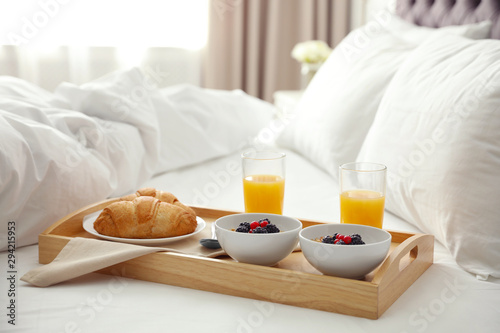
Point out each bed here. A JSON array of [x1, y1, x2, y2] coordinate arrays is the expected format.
[[1, 0, 500, 332]]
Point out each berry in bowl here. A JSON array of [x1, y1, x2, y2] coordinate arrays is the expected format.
[[214, 213, 302, 266], [234, 218, 281, 234], [299, 224, 391, 279]]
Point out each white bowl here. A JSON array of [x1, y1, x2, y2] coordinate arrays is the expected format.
[[214, 213, 302, 266], [299, 224, 391, 279]]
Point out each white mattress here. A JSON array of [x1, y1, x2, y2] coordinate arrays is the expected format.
[[3, 149, 500, 332]]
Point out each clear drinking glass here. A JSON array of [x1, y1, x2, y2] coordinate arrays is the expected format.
[[242, 150, 286, 214], [339, 162, 387, 229]]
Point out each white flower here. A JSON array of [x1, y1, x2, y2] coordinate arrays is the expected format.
[[291, 40, 332, 64]]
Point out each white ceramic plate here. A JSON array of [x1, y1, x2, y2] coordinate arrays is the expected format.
[[82, 210, 206, 246]]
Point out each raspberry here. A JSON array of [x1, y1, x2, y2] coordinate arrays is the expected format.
[[260, 221, 269, 228], [343, 235, 352, 244], [250, 221, 260, 230]]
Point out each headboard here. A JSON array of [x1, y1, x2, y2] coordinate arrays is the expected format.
[[396, 0, 500, 39]]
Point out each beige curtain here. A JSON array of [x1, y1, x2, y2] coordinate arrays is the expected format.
[[203, 0, 350, 102]]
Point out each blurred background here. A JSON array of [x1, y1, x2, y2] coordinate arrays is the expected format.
[[0, 0, 393, 102]]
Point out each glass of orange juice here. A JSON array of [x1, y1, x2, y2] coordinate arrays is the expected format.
[[339, 162, 387, 229], [242, 150, 286, 214]]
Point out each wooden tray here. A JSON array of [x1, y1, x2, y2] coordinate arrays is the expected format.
[[38, 199, 434, 319]]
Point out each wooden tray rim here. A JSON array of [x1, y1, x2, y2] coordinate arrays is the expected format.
[[38, 198, 434, 319]]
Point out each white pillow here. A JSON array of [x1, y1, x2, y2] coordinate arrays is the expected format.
[[153, 84, 275, 173], [357, 34, 500, 279], [276, 16, 492, 180]]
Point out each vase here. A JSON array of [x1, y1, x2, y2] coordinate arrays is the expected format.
[[301, 62, 323, 86]]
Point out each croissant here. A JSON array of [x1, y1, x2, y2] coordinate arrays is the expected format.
[[94, 196, 197, 238], [120, 187, 196, 216]]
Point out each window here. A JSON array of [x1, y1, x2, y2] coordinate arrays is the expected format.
[[1, 0, 209, 49]]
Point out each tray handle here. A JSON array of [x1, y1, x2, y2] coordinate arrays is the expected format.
[[372, 233, 434, 286]]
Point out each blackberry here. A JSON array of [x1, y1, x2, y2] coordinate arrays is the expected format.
[[321, 235, 336, 244], [259, 218, 270, 224], [235, 226, 249, 233], [253, 226, 268, 233], [335, 239, 346, 245], [235, 222, 250, 233], [264, 224, 280, 233], [349, 234, 365, 245]]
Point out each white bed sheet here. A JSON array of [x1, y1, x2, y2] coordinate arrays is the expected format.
[[2, 149, 500, 333]]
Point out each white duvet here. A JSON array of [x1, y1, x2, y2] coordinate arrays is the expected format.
[[0, 68, 274, 251]]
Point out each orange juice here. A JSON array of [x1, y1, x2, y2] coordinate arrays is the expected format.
[[340, 189, 385, 228], [243, 174, 285, 214]]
